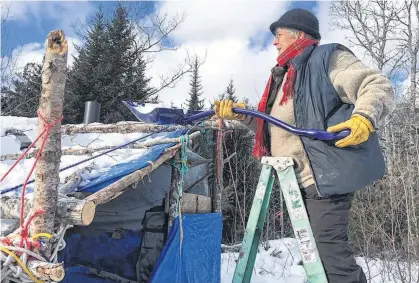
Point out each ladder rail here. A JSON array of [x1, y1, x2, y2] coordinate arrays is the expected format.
[[232, 156, 328, 283]]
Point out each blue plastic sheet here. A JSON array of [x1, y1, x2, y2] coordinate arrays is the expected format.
[[77, 129, 187, 193], [60, 266, 116, 283], [150, 213, 222, 283], [58, 230, 142, 280]]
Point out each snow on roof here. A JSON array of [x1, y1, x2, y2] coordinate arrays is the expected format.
[[0, 116, 183, 198]]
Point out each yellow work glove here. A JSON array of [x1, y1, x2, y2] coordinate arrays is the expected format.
[[213, 99, 246, 120], [327, 114, 374, 148]]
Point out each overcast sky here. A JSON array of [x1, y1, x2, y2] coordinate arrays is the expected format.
[[0, 1, 408, 109]]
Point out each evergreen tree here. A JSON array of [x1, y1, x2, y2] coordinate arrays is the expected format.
[[1, 61, 42, 117], [64, 4, 156, 124], [186, 56, 204, 111], [63, 8, 108, 123], [224, 78, 237, 102]]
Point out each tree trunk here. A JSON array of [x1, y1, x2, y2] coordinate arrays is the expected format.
[[29, 30, 68, 257]]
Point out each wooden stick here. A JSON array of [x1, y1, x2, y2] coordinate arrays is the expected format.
[[212, 119, 223, 213], [61, 119, 246, 135], [1, 196, 95, 226], [30, 30, 68, 258], [1, 131, 201, 161], [85, 145, 180, 205], [168, 151, 180, 231]]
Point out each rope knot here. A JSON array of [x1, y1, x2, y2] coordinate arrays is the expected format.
[[37, 109, 63, 131], [20, 228, 28, 239]]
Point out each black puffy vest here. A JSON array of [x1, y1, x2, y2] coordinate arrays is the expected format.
[[264, 43, 385, 197]]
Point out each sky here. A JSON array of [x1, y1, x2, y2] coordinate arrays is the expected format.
[[0, 0, 411, 109]]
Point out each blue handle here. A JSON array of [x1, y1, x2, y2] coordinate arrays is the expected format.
[[184, 108, 350, 141]]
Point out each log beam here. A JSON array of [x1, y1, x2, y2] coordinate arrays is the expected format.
[[1, 196, 95, 226], [61, 120, 246, 135], [85, 145, 180, 205]]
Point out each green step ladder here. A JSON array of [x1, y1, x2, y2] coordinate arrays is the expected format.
[[232, 156, 328, 283]]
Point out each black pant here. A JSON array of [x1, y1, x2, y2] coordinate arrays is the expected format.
[[301, 185, 367, 283]]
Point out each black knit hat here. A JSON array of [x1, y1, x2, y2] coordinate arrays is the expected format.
[[269, 8, 321, 40]]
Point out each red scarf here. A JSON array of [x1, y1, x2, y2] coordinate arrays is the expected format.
[[252, 38, 319, 159]]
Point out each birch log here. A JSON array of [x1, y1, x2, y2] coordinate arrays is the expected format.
[[30, 30, 68, 257], [85, 145, 180, 205], [1, 196, 95, 226], [1, 131, 201, 161], [61, 119, 246, 135]]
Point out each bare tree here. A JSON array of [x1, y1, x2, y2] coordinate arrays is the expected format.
[[0, 1, 20, 89], [330, 0, 418, 110], [394, 0, 419, 111]]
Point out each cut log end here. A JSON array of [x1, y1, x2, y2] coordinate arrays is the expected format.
[[28, 261, 65, 282], [47, 30, 68, 55], [81, 200, 96, 225]]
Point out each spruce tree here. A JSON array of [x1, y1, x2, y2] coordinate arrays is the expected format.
[[224, 78, 237, 102], [1, 61, 42, 117], [63, 8, 108, 123], [64, 4, 156, 124], [186, 56, 204, 111], [102, 4, 156, 122]]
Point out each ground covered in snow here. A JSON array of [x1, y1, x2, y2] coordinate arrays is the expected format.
[[220, 238, 418, 283]]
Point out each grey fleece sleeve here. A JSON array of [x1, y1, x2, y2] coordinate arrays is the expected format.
[[328, 49, 395, 128]]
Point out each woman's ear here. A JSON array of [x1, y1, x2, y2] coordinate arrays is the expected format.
[[298, 32, 305, 39]]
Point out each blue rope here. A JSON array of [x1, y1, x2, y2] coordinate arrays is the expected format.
[[0, 130, 164, 195], [171, 134, 189, 218]]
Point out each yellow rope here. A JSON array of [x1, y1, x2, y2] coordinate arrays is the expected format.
[[30, 233, 52, 240], [0, 247, 43, 283]]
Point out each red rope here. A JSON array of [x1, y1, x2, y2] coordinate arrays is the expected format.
[[0, 110, 62, 248]]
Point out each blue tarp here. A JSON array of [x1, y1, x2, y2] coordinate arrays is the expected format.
[[58, 213, 222, 283], [60, 266, 117, 283], [77, 129, 187, 193], [150, 213, 222, 283], [58, 230, 142, 281]]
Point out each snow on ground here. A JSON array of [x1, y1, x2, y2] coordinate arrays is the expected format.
[[0, 116, 173, 198], [220, 238, 307, 283], [220, 238, 419, 283]]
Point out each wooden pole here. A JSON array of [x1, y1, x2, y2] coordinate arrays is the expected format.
[[85, 146, 180, 205], [29, 30, 68, 256], [212, 121, 223, 213], [61, 120, 246, 135]]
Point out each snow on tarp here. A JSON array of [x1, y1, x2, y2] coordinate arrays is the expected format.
[[0, 115, 188, 196], [76, 129, 187, 193], [150, 213, 222, 283]]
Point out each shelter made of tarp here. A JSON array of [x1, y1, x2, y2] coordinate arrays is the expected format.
[[59, 213, 222, 283]]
